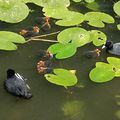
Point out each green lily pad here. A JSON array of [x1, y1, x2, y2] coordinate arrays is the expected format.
[[48, 43, 77, 59], [107, 57, 120, 69], [23, 0, 70, 7], [56, 11, 84, 26], [44, 68, 78, 87], [90, 62, 115, 83], [113, 1, 120, 16], [85, 0, 95, 3], [85, 12, 114, 27], [89, 30, 107, 46], [89, 67, 115, 83], [57, 27, 91, 47], [0, 31, 25, 50], [43, 6, 69, 19], [72, 0, 81, 2], [0, 1, 29, 23], [96, 62, 113, 69], [117, 24, 120, 30]]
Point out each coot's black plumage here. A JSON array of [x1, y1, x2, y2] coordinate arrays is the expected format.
[[102, 40, 120, 55], [4, 69, 32, 99]]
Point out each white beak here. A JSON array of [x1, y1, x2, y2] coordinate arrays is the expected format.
[[102, 45, 106, 49]]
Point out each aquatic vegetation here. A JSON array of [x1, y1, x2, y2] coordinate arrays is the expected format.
[[48, 43, 77, 59], [85, 12, 114, 28], [0, 0, 29, 23], [45, 69, 78, 88], [0, 31, 25, 50], [89, 57, 120, 83]]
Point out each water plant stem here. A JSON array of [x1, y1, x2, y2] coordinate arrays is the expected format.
[[31, 31, 60, 38], [26, 38, 58, 43]]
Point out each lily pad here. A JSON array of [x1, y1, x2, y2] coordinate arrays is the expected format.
[[43, 6, 69, 19], [89, 30, 107, 46], [107, 57, 120, 69], [90, 62, 115, 83], [89, 66, 115, 83], [113, 1, 120, 16], [44, 68, 78, 87], [57, 27, 91, 47], [0, 31, 25, 50], [72, 0, 81, 2], [85, 0, 95, 3], [56, 11, 84, 26], [48, 43, 77, 59], [23, 0, 70, 7], [85, 12, 114, 27], [117, 24, 120, 30], [0, 1, 29, 23]]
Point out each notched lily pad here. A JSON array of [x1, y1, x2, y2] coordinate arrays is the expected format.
[[89, 30, 107, 46], [44, 68, 78, 87], [48, 43, 77, 59], [89, 62, 115, 83], [0, 31, 25, 50], [85, 12, 114, 27], [57, 27, 91, 47], [56, 11, 84, 26]]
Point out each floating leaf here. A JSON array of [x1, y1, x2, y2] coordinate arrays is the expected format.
[[113, 1, 120, 16], [90, 62, 115, 83], [0, 31, 25, 50], [48, 43, 77, 59], [85, 12, 114, 27], [43, 6, 69, 19], [117, 24, 120, 30], [72, 0, 82, 2], [45, 68, 78, 87], [57, 27, 90, 47], [107, 57, 120, 68], [85, 0, 95, 3], [56, 11, 84, 26], [89, 30, 107, 46], [23, 0, 70, 7], [0, 1, 29, 23]]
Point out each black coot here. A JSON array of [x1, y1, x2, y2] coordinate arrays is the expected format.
[[4, 69, 32, 99]]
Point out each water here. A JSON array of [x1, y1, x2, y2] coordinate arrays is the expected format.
[[0, 1, 120, 120]]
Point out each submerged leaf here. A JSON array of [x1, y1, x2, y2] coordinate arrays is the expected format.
[[45, 68, 78, 87], [48, 43, 77, 59]]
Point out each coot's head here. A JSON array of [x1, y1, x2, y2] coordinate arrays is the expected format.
[[7, 69, 15, 79], [102, 40, 113, 50]]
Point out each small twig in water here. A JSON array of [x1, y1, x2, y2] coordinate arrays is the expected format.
[[31, 31, 60, 39], [25, 38, 58, 43]]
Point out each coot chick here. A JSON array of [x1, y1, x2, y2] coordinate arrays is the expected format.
[[102, 40, 120, 55], [19, 26, 40, 37], [37, 60, 53, 74], [35, 16, 51, 31], [4, 69, 32, 99], [39, 50, 53, 60], [84, 48, 101, 59]]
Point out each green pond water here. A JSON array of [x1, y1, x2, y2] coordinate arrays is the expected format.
[[0, 1, 120, 120]]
